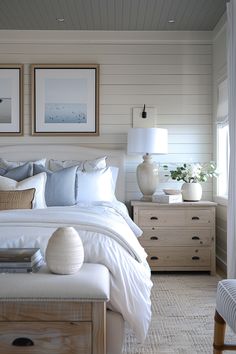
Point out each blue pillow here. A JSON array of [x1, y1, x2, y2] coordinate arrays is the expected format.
[[0, 163, 32, 181], [33, 164, 77, 206]]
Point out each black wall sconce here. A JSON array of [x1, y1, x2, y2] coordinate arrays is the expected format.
[[142, 104, 147, 118]]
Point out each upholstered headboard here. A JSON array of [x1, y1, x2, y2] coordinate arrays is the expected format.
[[0, 144, 125, 202]]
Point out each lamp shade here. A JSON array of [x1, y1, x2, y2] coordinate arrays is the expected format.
[[127, 128, 168, 155]]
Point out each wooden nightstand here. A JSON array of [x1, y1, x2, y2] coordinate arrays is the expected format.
[[131, 201, 217, 274]]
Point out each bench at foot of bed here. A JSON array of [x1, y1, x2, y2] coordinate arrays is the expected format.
[[0, 263, 110, 354]]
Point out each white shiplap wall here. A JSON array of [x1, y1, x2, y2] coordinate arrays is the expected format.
[[0, 30, 213, 201]]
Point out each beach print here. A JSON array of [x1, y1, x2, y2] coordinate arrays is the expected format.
[[0, 98, 11, 123], [44, 78, 87, 124], [45, 103, 87, 123], [0, 77, 12, 123]]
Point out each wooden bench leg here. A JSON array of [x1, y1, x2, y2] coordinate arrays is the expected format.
[[213, 310, 226, 354], [92, 302, 106, 354]]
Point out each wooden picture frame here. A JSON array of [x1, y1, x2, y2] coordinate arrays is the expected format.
[[0, 64, 23, 136], [31, 64, 99, 136]]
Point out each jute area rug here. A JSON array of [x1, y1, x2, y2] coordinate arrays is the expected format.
[[123, 273, 235, 354]]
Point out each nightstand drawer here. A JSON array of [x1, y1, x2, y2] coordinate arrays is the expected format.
[[146, 247, 211, 268], [139, 228, 212, 247], [186, 209, 213, 226], [131, 200, 216, 273], [0, 322, 91, 354], [137, 209, 185, 227]]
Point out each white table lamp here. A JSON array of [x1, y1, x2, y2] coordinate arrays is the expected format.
[[127, 127, 168, 201]]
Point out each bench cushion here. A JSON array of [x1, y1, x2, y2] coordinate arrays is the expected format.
[[0, 263, 110, 301], [216, 279, 236, 333]]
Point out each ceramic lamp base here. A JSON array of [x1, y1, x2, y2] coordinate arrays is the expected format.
[[137, 154, 159, 200]]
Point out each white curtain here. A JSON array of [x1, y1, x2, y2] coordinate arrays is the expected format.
[[227, 0, 236, 278], [217, 79, 228, 127]]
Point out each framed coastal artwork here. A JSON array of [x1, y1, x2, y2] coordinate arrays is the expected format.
[[0, 65, 23, 136], [31, 64, 99, 136]]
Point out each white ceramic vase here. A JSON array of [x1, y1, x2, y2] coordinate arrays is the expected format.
[[181, 182, 202, 202], [46, 227, 84, 275]]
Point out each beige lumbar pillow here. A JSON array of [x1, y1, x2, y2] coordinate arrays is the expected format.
[[0, 189, 36, 210], [0, 173, 47, 209]]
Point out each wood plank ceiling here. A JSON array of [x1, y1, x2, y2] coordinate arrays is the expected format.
[[0, 0, 227, 31]]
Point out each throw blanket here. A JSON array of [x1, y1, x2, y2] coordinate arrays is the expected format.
[[0, 203, 152, 342]]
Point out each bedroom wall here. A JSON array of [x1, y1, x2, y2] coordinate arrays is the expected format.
[[0, 30, 213, 201], [212, 15, 227, 274]]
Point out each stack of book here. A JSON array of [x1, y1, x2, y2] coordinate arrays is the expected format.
[[0, 248, 43, 273]]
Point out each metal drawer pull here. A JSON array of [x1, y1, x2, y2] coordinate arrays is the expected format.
[[192, 236, 200, 240], [192, 216, 200, 220], [192, 256, 200, 260], [12, 337, 34, 347], [150, 256, 159, 260], [150, 216, 158, 220], [150, 236, 158, 240]]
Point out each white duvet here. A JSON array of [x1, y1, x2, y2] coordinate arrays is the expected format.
[[0, 202, 152, 342]]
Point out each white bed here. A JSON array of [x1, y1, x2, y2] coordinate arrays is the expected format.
[[0, 144, 152, 354]]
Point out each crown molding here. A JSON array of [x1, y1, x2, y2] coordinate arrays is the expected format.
[[0, 30, 212, 45]]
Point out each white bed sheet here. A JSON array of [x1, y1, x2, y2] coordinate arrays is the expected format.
[[0, 202, 152, 342]]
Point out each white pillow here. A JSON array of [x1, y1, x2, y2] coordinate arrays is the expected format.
[[49, 156, 107, 172], [110, 166, 119, 188], [76, 167, 116, 203], [0, 173, 47, 209], [0, 158, 46, 175]]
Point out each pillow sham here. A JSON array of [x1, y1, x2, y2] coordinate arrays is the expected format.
[[0, 189, 36, 210], [109, 166, 119, 189], [0, 173, 47, 209], [33, 165, 77, 206], [49, 156, 107, 172], [76, 167, 116, 203], [0, 158, 46, 176], [0, 163, 32, 181]]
